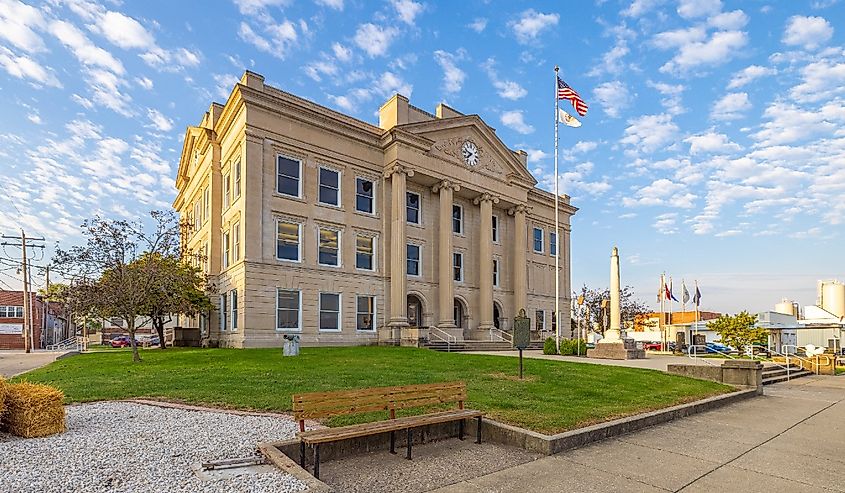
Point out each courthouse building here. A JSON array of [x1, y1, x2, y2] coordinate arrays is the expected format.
[[174, 71, 576, 347]]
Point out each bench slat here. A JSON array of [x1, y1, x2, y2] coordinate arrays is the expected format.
[[299, 409, 483, 444]]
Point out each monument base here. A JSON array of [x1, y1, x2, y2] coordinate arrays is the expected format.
[[587, 340, 645, 360]]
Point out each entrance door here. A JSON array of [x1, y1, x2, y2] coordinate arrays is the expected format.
[[407, 296, 422, 328], [493, 305, 501, 329], [454, 299, 464, 328]]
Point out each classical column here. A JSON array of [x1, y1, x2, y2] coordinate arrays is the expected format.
[[432, 180, 460, 328], [385, 164, 414, 328], [606, 246, 622, 342], [474, 193, 499, 330], [508, 204, 529, 317]]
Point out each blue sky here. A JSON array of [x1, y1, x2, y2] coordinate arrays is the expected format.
[[0, 0, 843, 314]]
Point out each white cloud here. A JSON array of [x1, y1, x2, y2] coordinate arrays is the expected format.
[[315, 0, 344, 10], [710, 92, 751, 120], [783, 15, 833, 51], [525, 149, 548, 163], [353, 23, 398, 57], [0, 0, 47, 53], [482, 58, 527, 100], [727, 65, 775, 89], [622, 178, 697, 208], [136, 76, 154, 90], [509, 9, 559, 44], [684, 131, 741, 155], [0, 46, 61, 87], [146, 109, 174, 132], [620, 113, 678, 154], [659, 30, 747, 74], [501, 110, 534, 134], [390, 0, 424, 26], [708, 10, 748, 30], [139, 47, 201, 71], [752, 100, 845, 146], [89, 10, 155, 50], [377, 71, 412, 98], [677, 0, 722, 19], [623, 0, 666, 18], [652, 26, 707, 50], [232, 0, 290, 15], [433, 50, 466, 94], [212, 73, 240, 99], [304, 60, 337, 82], [49, 20, 125, 75], [647, 80, 685, 115], [468, 18, 487, 33], [27, 113, 42, 124], [593, 81, 630, 118], [788, 59, 845, 103], [652, 212, 678, 234], [331, 42, 352, 62]]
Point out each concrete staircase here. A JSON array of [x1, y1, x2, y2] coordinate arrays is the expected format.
[[424, 340, 515, 352], [762, 364, 813, 385]]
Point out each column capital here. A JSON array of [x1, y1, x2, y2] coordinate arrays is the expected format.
[[507, 204, 531, 216], [383, 163, 415, 179], [431, 180, 461, 194], [473, 193, 500, 206]]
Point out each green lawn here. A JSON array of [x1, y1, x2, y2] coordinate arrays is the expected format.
[[19, 346, 732, 434]]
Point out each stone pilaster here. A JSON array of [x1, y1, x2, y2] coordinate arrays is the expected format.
[[508, 204, 530, 318], [474, 193, 499, 330], [432, 180, 461, 330], [385, 164, 414, 330]]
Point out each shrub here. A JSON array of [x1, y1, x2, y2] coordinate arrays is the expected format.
[[0, 376, 7, 418], [543, 337, 557, 355], [558, 339, 588, 356], [2, 381, 66, 438]]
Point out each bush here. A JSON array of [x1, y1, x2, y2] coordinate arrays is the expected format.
[[2, 381, 66, 438], [0, 376, 7, 418], [543, 337, 557, 355]]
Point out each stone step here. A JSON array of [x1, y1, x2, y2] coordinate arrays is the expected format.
[[761, 366, 804, 379], [424, 340, 516, 352], [762, 370, 813, 385]]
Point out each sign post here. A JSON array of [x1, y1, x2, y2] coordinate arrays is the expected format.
[[513, 309, 531, 379]]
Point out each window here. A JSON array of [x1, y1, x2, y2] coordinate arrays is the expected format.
[[452, 205, 463, 234], [492, 215, 499, 242], [193, 201, 201, 231], [203, 186, 210, 223], [536, 309, 545, 332], [356, 235, 375, 270], [232, 222, 240, 261], [550, 232, 557, 257], [493, 259, 500, 287], [230, 290, 238, 331], [356, 295, 375, 331], [277, 155, 301, 197], [219, 295, 227, 332], [233, 159, 242, 199], [276, 220, 301, 262], [276, 289, 301, 331], [533, 227, 544, 253], [223, 172, 231, 209], [222, 231, 230, 269], [407, 244, 420, 276], [319, 293, 341, 331], [355, 178, 374, 213], [453, 252, 463, 282], [406, 192, 420, 224], [0, 306, 24, 318], [319, 167, 340, 206], [318, 228, 340, 266]]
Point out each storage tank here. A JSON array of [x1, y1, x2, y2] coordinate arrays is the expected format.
[[820, 281, 845, 318], [774, 299, 797, 316]]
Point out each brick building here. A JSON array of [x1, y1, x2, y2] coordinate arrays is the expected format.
[[0, 290, 69, 350]]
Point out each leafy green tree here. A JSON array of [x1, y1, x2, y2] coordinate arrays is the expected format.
[[574, 284, 654, 334], [706, 311, 768, 352]]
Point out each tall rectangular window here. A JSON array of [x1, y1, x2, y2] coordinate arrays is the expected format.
[[452, 205, 463, 233], [407, 244, 420, 276], [492, 215, 499, 242], [533, 227, 544, 253], [406, 192, 420, 224], [222, 231, 230, 269], [356, 235, 374, 270], [319, 292, 341, 331], [223, 172, 231, 209], [355, 177, 374, 213], [277, 155, 301, 197], [319, 167, 340, 206], [230, 290, 238, 331], [203, 186, 210, 223], [276, 289, 301, 331], [318, 228, 340, 266], [536, 309, 545, 332], [233, 159, 242, 199], [453, 252, 463, 281], [193, 201, 201, 231], [276, 220, 300, 261], [233, 222, 240, 261], [356, 295, 375, 331], [219, 294, 227, 332], [550, 232, 557, 257], [493, 259, 500, 287]]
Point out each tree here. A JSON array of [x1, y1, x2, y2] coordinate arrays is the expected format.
[[53, 211, 185, 362], [706, 311, 767, 352], [574, 284, 654, 334]]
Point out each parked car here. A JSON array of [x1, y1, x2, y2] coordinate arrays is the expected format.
[[109, 336, 138, 348], [643, 342, 663, 351], [149, 336, 160, 346], [704, 342, 734, 354]]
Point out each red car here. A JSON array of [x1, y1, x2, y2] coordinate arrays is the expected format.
[[643, 342, 663, 351], [110, 336, 135, 348]]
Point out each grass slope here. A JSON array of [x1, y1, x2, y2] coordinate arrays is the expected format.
[[20, 347, 731, 434]]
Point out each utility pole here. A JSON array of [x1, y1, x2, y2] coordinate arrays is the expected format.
[[2, 230, 46, 353]]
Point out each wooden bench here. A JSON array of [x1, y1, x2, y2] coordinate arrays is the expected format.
[[293, 381, 483, 478]]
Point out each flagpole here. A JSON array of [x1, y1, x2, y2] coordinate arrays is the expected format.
[[695, 279, 700, 336], [554, 65, 560, 355], [660, 272, 665, 350]]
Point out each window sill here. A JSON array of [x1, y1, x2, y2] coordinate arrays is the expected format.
[[275, 328, 302, 332], [318, 263, 342, 269], [353, 210, 379, 219], [273, 193, 306, 203], [276, 257, 302, 264], [316, 202, 344, 211]]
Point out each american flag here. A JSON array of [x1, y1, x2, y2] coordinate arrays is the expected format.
[[557, 77, 588, 116]]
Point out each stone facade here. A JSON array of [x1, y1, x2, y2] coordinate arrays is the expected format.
[[173, 71, 577, 348]]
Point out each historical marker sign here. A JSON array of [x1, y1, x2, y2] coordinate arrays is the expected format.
[[513, 309, 530, 350]]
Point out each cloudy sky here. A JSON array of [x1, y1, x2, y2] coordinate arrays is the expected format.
[[0, 0, 843, 314]]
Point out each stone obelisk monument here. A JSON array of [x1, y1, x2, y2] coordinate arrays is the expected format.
[[587, 246, 645, 360]]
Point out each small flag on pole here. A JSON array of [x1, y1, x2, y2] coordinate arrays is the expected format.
[[669, 280, 679, 302], [557, 77, 588, 116], [693, 285, 702, 306], [557, 108, 582, 127], [682, 281, 690, 304]]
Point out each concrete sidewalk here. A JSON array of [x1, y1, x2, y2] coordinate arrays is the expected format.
[[433, 375, 845, 492], [0, 350, 68, 378], [464, 350, 722, 372]]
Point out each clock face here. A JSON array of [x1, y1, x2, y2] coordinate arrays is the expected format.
[[461, 141, 479, 166]]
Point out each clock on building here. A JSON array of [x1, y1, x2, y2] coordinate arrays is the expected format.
[[461, 140, 479, 167]]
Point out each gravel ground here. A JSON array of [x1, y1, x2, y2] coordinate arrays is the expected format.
[[0, 402, 308, 493]]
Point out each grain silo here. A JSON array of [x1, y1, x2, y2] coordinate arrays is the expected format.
[[774, 299, 798, 317], [819, 280, 845, 318]]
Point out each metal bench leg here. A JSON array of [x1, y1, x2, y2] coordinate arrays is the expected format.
[[459, 419, 464, 440], [299, 441, 306, 468], [406, 429, 413, 460], [314, 444, 321, 479], [390, 430, 396, 454], [476, 416, 482, 444]]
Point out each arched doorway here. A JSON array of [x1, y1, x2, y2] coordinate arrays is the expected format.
[[493, 303, 502, 329], [454, 298, 466, 328], [407, 295, 423, 328]]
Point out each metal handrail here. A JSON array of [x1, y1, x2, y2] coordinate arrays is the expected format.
[[46, 336, 84, 352], [489, 328, 512, 343], [686, 345, 738, 365], [429, 327, 456, 351]]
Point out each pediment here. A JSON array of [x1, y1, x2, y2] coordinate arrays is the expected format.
[[396, 115, 537, 187]]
